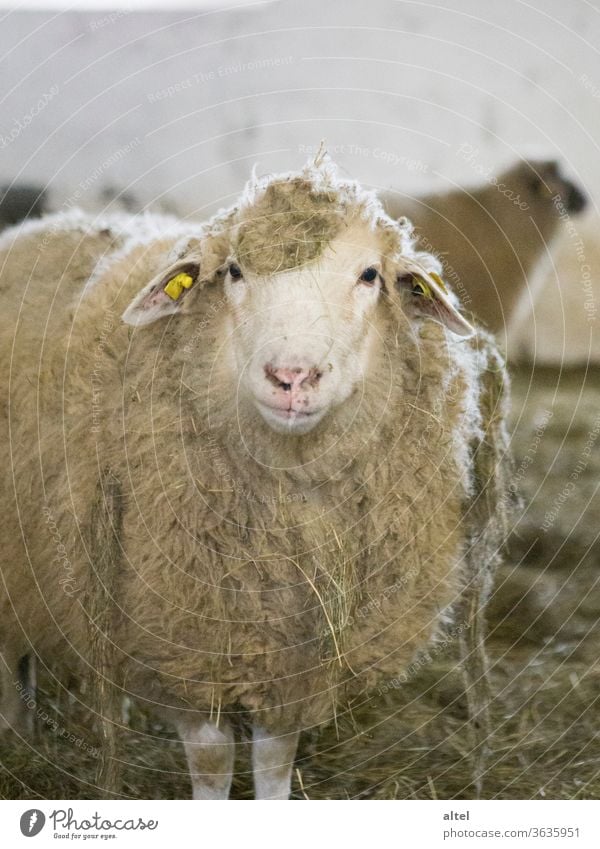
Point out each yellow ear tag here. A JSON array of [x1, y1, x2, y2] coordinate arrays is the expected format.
[[164, 272, 194, 301], [429, 271, 448, 294], [413, 276, 433, 298]]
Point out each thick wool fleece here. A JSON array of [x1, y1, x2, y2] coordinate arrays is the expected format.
[[0, 165, 510, 736]]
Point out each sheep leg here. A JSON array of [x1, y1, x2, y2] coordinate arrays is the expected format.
[[252, 726, 300, 800], [178, 718, 235, 800]]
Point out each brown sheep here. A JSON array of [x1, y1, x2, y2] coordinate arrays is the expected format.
[[383, 158, 587, 335], [0, 159, 511, 799]]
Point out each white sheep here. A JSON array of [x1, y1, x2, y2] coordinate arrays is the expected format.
[[0, 158, 511, 799], [508, 211, 600, 364]]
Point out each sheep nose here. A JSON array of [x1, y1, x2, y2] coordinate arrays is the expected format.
[[264, 364, 322, 391]]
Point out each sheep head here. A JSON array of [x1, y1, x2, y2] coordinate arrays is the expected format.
[[122, 159, 473, 435], [498, 158, 587, 216]]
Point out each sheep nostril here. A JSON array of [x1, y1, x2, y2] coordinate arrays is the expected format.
[[264, 364, 323, 392]]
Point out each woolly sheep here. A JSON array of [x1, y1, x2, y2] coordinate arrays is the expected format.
[[508, 212, 600, 365], [0, 159, 511, 799], [383, 158, 587, 336]]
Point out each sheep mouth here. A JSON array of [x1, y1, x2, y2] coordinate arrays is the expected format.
[[263, 404, 316, 419], [255, 400, 325, 432]]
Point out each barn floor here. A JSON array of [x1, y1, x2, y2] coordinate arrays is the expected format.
[[1, 365, 599, 800]]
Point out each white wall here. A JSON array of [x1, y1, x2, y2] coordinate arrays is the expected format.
[[1, 0, 599, 217]]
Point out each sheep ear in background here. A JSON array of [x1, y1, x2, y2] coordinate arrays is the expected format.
[[122, 261, 200, 327], [395, 264, 474, 338]]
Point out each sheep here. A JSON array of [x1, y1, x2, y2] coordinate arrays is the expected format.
[[383, 158, 587, 336], [0, 157, 511, 799], [507, 212, 600, 365]]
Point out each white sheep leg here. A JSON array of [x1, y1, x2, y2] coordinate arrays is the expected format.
[[178, 718, 235, 800], [252, 726, 300, 800]]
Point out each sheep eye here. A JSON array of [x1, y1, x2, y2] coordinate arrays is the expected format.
[[228, 262, 243, 281], [358, 266, 378, 285]]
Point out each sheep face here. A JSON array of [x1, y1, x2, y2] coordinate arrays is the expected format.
[[121, 164, 474, 436], [507, 158, 587, 215], [223, 223, 383, 434]]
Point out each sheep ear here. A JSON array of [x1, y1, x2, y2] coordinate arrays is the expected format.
[[122, 261, 201, 327], [395, 263, 474, 338]]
